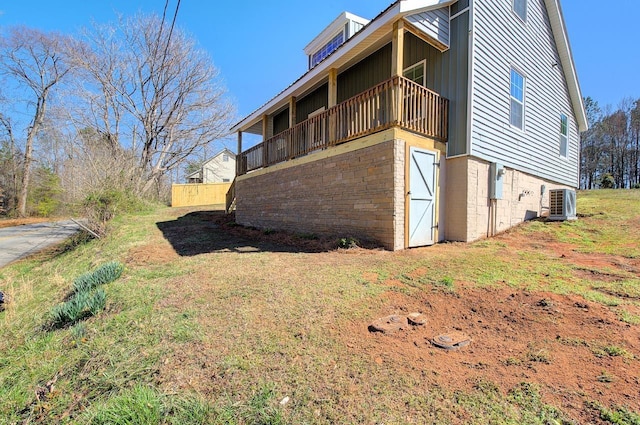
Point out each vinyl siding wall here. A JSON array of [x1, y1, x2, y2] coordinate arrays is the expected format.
[[337, 44, 392, 103], [406, 8, 450, 48], [470, 0, 579, 187], [443, 6, 470, 156], [403, 9, 469, 157], [202, 153, 236, 183], [273, 108, 289, 135], [296, 84, 329, 124]]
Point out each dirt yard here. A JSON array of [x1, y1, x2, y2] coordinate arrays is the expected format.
[[148, 209, 640, 424]]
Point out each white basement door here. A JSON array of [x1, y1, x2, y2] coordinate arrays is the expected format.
[[408, 147, 437, 247]]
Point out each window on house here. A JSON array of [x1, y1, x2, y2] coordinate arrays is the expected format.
[[310, 32, 345, 68], [222, 154, 229, 162], [560, 114, 568, 157], [403, 60, 426, 86], [513, 0, 527, 21], [510, 68, 525, 130], [223, 178, 230, 182]]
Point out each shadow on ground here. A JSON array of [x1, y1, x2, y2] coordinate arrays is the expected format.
[[156, 211, 311, 256]]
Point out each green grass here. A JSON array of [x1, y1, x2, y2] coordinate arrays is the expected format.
[[1, 192, 639, 423], [595, 404, 640, 425]]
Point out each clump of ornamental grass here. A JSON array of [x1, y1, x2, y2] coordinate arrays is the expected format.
[[48, 262, 124, 329], [72, 261, 124, 294], [49, 289, 107, 328]]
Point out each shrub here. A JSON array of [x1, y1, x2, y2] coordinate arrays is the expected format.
[[83, 189, 149, 236], [600, 173, 615, 189]]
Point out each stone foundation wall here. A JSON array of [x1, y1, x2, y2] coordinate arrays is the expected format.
[[446, 157, 574, 242], [236, 139, 402, 249], [444, 156, 469, 242]]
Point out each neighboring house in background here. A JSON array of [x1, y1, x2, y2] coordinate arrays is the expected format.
[[186, 148, 236, 184], [229, 0, 587, 250]]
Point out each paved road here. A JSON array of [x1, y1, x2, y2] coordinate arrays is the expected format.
[[0, 221, 82, 267]]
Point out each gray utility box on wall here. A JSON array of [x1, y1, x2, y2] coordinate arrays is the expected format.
[[489, 163, 505, 200], [548, 189, 577, 221]]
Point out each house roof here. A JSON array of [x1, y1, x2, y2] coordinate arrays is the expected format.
[[187, 148, 236, 179], [231, 0, 587, 134], [203, 148, 235, 164]]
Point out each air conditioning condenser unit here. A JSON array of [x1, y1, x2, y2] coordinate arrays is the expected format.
[[548, 189, 577, 221]]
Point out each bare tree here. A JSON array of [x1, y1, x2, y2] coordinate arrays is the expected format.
[[0, 27, 72, 216], [0, 114, 20, 212], [580, 97, 602, 189], [70, 13, 234, 197]]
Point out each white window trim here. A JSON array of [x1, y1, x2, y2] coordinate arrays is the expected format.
[[403, 59, 427, 86], [559, 113, 569, 158], [513, 0, 527, 23], [509, 66, 526, 131], [310, 30, 346, 68]]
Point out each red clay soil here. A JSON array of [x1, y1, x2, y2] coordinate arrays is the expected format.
[[345, 226, 640, 423], [261, 224, 640, 422], [344, 283, 639, 424]]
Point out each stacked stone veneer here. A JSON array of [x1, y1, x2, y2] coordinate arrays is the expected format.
[[445, 156, 574, 242], [236, 139, 405, 250]]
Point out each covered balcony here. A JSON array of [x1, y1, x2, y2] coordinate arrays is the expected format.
[[237, 75, 448, 175]]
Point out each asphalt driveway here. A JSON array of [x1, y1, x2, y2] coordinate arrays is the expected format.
[[0, 220, 82, 268]]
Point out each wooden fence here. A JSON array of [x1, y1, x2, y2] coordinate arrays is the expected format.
[[171, 183, 232, 207]]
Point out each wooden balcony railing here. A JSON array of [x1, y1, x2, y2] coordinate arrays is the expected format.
[[238, 75, 448, 175]]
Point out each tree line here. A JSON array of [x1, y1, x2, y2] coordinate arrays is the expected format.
[[580, 97, 640, 189], [0, 12, 233, 220]]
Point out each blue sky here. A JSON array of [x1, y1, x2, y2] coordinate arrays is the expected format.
[[1, 1, 638, 121]]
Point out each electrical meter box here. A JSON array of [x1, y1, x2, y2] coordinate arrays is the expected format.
[[490, 163, 504, 200]]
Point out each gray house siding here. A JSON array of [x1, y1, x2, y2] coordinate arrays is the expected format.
[[470, 0, 579, 187], [442, 7, 470, 157], [295, 83, 328, 124], [403, 33, 445, 91], [273, 108, 289, 135], [337, 44, 392, 103], [406, 7, 450, 48]]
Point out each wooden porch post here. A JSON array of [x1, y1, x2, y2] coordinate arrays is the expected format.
[[328, 68, 338, 107], [391, 20, 405, 77], [236, 131, 243, 175], [328, 68, 338, 144], [391, 20, 405, 124], [288, 97, 296, 159], [288, 96, 297, 126], [262, 114, 268, 167]]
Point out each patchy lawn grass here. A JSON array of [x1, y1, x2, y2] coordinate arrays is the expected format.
[[1, 192, 639, 424]]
